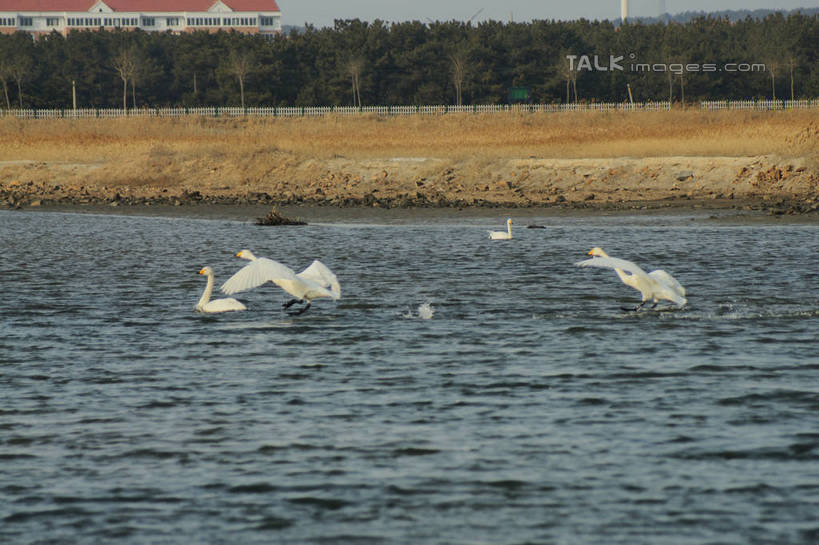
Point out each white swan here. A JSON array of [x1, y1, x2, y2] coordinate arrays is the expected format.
[[575, 247, 687, 310], [221, 250, 341, 315], [195, 267, 247, 313], [489, 218, 513, 240]]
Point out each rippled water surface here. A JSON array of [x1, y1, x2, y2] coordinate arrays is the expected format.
[[2, 208, 818, 544]]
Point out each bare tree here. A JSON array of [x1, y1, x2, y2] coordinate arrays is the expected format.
[[559, 54, 579, 104], [9, 56, 32, 109], [0, 58, 11, 109], [346, 57, 364, 108], [226, 49, 254, 108], [789, 57, 795, 100], [112, 47, 137, 110], [449, 52, 467, 106], [671, 58, 687, 109], [766, 59, 779, 100]]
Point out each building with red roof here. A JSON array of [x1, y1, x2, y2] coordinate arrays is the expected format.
[[0, 0, 281, 36]]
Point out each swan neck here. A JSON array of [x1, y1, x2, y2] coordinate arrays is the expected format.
[[198, 273, 214, 307]]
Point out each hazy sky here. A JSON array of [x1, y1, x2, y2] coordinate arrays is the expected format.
[[279, 0, 819, 28]]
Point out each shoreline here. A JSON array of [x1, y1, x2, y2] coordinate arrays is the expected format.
[[9, 200, 819, 226], [2, 113, 817, 216], [2, 154, 818, 217]]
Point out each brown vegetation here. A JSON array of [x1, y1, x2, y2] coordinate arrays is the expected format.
[[1, 110, 818, 212]]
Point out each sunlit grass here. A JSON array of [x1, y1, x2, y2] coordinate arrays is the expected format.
[[0, 110, 816, 162]]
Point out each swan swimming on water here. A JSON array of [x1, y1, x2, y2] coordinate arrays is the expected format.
[[489, 218, 513, 240], [195, 267, 247, 313], [575, 247, 687, 310], [221, 250, 341, 315]]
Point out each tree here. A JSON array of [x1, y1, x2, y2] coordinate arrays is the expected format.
[[766, 59, 779, 100], [9, 54, 33, 109], [559, 52, 579, 103], [789, 57, 796, 100], [0, 56, 11, 109], [225, 48, 254, 108], [345, 56, 364, 107], [112, 46, 137, 109], [449, 51, 467, 106]]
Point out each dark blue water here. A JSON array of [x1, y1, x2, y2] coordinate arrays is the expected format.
[[2, 208, 818, 544]]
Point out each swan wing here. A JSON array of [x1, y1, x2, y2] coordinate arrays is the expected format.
[[298, 260, 341, 299], [220, 257, 297, 295], [575, 256, 649, 280], [648, 269, 686, 297], [201, 298, 247, 313]]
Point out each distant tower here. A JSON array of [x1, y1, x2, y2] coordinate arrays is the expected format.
[[621, 0, 629, 22]]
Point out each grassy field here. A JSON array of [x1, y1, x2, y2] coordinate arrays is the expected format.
[[1, 110, 817, 162], [1, 110, 817, 209]]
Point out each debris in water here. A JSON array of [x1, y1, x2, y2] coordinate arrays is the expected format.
[[255, 208, 307, 226]]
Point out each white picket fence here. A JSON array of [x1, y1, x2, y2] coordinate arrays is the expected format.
[[0, 101, 673, 119], [2, 99, 817, 119], [700, 99, 819, 110]]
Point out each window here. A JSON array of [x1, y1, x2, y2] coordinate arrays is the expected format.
[[167, 17, 179, 26], [142, 17, 155, 27], [19, 16, 33, 27], [46, 17, 60, 26], [260, 16, 276, 26]]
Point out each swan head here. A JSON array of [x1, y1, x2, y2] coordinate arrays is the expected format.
[[236, 249, 257, 260], [588, 247, 608, 258], [199, 266, 213, 275], [507, 218, 513, 224]]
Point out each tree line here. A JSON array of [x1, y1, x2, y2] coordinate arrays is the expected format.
[[0, 12, 817, 109]]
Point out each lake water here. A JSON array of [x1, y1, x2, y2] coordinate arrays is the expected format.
[[2, 207, 818, 545]]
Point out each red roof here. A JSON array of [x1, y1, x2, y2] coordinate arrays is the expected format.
[[0, 0, 279, 11]]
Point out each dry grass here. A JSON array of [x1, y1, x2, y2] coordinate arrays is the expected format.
[[1, 110, 817, 163]]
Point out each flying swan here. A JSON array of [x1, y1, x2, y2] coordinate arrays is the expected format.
[[195, 266, 247, 313], [489, 218, 513, 240], [221, 250, 341, 315], [575, 247, 687, 310]]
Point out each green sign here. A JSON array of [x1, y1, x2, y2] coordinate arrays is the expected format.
[[508, 87, 530, 102]]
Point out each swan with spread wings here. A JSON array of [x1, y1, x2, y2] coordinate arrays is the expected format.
[[221, 250, 341, 315]]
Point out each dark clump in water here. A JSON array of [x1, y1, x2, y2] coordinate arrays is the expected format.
[[255, 207, 307, 226]]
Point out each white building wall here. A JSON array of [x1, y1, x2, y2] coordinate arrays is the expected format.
[[0, 10, 281, 34]]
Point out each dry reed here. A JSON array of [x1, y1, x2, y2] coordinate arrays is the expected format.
[[1, 110, 816, 163]]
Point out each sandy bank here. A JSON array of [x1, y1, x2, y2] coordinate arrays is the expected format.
[[1, 112, 817, 214], [1, 154, 818, 215]]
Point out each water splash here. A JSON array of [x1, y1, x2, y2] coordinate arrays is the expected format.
[[403, 303, 435, 320], [417, 303, 435, 320]]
